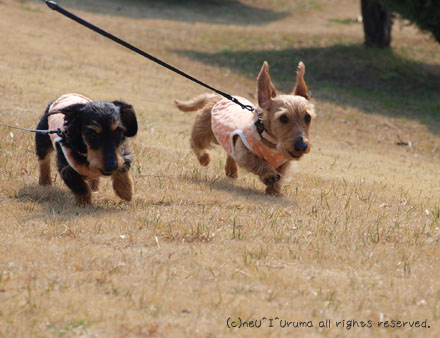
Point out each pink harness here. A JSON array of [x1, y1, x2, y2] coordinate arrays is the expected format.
[[211, 97, 288, 169], [48, 93, 100, 180]]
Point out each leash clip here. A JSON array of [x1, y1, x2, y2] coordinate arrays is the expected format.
[[47, 128, 65, 138], [231, 97, 255, 111], [55, 128, 64, 138]]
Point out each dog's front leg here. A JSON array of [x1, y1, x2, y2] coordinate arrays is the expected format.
[[56, 151, 91, 205], [60, 166, 92, 205], [112, 169, 134, 201], [225, 155, 239, 178], [265, 161, 290, 196], [233, 139, 281, 188]]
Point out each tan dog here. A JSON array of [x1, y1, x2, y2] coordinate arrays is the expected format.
[[175, 61, 315, 196]]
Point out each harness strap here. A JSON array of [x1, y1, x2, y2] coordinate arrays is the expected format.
[[230, 129, 254, 159], [54, 137, 79, 173], [54, 137, 96, 178]]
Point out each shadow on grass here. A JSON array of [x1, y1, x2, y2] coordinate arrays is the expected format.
[[61, 0, 287, 26], [16, 185, 129, 216], [177, 43, 440, 134], [179, 174, 295, 207]]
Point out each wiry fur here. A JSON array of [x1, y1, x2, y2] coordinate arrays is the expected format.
[[35, 97, 138, 205], [175, 61, 316, 196]]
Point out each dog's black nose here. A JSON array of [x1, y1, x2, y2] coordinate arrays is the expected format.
[[104, 161, 118, 174], [294, 136, 308, 152]]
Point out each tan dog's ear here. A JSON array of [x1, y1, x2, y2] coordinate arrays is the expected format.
[[257, 61, 277, 110], [293, 61, 311, 101]]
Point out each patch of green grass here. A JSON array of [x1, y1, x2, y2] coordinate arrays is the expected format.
[[328, 18, 358, 25], [20, 4, 41, 13], [291, 0, 323, 11], [48, 320, 92, 337], [379, 71, 400, 80]]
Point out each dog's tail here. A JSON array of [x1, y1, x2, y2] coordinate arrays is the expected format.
[[174, 94, 217, 112]]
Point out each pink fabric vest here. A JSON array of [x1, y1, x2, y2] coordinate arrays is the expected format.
[[211, 97, 288, 169], [48, 93, 100, 179]]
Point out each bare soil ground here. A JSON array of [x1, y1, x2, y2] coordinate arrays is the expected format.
[[0, 0, 439, 337]]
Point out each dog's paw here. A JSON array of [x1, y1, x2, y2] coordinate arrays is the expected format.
[[265, 185, 283, 197], [225, 156, 238, 178], [74, 193, 92, 206], [115, 187, 133, 202], [198, 153, 211, 166], [39, 176, 52, 186], [263, 174, 280, 186], [226, 170, 238, 179], [112, 171, 134, 201], [225, 165, 238, 178]]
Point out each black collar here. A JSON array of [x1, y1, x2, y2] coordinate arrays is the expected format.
[[254, 113, 266, 135], [254, 113, 278, 145]]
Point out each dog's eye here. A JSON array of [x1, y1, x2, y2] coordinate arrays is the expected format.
[[279, 115, 289, 124], [304, 113, 311, 124], [86, 129, 98, 138], [113, 127, 123, 138]]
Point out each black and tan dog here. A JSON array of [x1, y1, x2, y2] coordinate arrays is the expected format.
[[35, 93, 138, 205]]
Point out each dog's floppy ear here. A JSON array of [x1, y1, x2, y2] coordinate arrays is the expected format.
[[113, 101, 138, 137], [293, 61, 311, 101], [48, 103, 86, 118], [257, 61, 277, 110]]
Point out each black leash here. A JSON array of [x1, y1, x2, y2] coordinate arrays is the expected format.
[[40, 0, 254, 112], [0, 122, 64, 137]]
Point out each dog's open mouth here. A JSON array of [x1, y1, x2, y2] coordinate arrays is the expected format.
[[288, 151, 303, 159]]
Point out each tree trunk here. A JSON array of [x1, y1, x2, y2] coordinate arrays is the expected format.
[[361, 0, 393, 48]]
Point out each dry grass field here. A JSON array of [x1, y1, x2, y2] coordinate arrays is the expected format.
[[1, 0, 440, 337]]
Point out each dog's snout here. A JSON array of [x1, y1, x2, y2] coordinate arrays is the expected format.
[[101, 142, 119, 175], [294, 136, 308, 152], [104, 160, 118, 174], [102, 151, 118, 174]]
